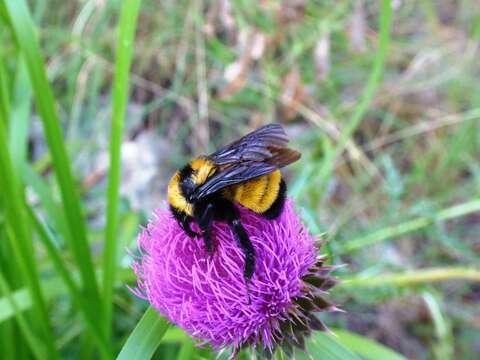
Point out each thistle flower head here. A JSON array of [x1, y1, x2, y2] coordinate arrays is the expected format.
[[132, 199, 338, 357]]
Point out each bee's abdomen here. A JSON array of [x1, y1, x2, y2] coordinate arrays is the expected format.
[[225, 170, 282, 214]]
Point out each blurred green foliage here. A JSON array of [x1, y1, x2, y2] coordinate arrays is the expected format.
[[0, 0, 479, 359]]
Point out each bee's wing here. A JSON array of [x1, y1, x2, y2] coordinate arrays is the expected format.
[[191, 124, 300, 201], [208, 124, 289, 164]]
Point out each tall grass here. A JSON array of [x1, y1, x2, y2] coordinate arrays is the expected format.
[[1, 0, 141, 357], [314, 0, 392, 194], [0, 119, 55, 358], [102, 0, 142, 342], [4, 0, 100, 314]]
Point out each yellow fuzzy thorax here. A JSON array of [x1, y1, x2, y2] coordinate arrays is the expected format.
[[190, 158, 216, 185]]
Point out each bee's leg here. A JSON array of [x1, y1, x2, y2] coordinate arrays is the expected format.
[[216, 201, 255, 303], [180, 217, 199, 238], [170, 206, 199, 237], [230, 214, 255, 304], [195, 203, 215, 255], [230, 217, 256, 281], [202, 224, 214, 256], [217, 202, 255, 280]]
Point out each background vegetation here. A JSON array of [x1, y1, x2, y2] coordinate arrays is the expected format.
[[0, 0, 479, 359]]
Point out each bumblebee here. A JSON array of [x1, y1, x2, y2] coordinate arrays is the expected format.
[[168, 124, 301, 286]]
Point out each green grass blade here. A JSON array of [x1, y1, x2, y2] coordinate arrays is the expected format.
[[117, 307, 170, 360], [342, 267, 480, 287], [21, 164, 69, 238], [0, 279, 63, 324], [103, 0, 142, 340], [27, 207, 112, 359], [8, 56, 31, 172], [0, 272, 47, 360], [297, 332, 361, 360], [161, 327, 189, 344], [0, 319, 14, 360], [315, 0, 392, 193], [176, 338, 195, 360], [332, 329, 407, 360], [421, 291, 453, 359], [0, 119, 58, 358], [2, 0, 100, 305], [339, 199, 480, 253], [0, 268, 136, 324], [0, 54, 11, 125]]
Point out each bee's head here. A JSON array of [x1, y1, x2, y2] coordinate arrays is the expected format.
[[177, 158, 217, 203], [178, 164, 196, 202]]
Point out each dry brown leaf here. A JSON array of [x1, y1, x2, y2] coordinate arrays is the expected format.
[[219, 29, 266, 98], [277, 0, 305, 24], [280, 68, 305, 120]]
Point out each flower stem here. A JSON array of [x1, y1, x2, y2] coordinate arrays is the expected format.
[[275, 349, 286, 360]]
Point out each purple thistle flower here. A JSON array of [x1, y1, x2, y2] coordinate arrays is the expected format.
[[132, 199, 339, 357]]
